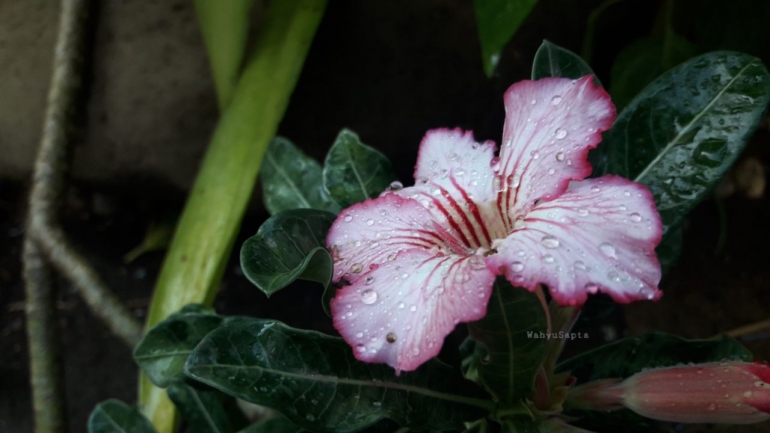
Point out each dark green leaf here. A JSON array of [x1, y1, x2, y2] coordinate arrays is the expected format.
[[323, 129, 396, 208], [595, 52, 770, 236], [238, 418, 307, 433], [185, 319, 492, 433], [609, 35, 699, 110], [656, 226, 683, 274], [261, 137, 340, 215], [567, 410, 666, 433], [87, 400, 157, 433], [464, 279, 548, 404], [168, 381, 238, 433], [531, 41, 596, 81], [134, 305, 228, 387], [475, 0, 539, 77], [240, 209, 335, 296], [557, 332, 752, 382]]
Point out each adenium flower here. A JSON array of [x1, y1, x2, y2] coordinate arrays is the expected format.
[[327, 76, 662, 372], [568, 361, 770, 424]]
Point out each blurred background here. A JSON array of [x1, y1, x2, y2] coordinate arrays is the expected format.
[[1, 0, 769, 431]]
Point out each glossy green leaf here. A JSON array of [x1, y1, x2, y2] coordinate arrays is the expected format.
[[184, 319, 492, 433], [238, 418, 306, 433], [531, 41, 596, 81], [134, 305, 229, 388], [261, 137, 340, 215], [167, 381, 238, 433], [240, 209, 335, 296], [609, 35, 699, 110], [464, 279, 548, 404], [88, 400, 157, 433], [557, 332, 752, 382], [595, 52, 770, 236], [475, 0, 539, 77], [322, 129, 396, 208]]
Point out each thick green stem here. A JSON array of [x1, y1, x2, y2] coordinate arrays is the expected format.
[[195, 0, 254, 110], [139, 1, 327, 430], [23, 240, 68, 433]]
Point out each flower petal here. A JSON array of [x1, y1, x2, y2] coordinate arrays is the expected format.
[[485, 176, 662, 305], [497, 76, 616, 230], [330, 248, 495, 372], [327, 193, 456, 284], [397, 128, 507, 251]]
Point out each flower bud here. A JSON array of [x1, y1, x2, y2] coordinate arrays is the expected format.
[[570, 361, 770, 424]]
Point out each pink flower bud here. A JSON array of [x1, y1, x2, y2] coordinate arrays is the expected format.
[[572, 361, 770, 424]]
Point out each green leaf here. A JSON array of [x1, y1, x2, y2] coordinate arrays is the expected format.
[[238, 418, 307, 433], [134, 305, 230, 388], [167, 381, 238, 433], [475, 0, 539, 77], [184, 319, 492, 433], [323, 129, 397, 208], [88, 400, 157, 433], [194, 0, 254, 109], [656, 225, 683, 273], [595, 51, 770, 236], [464, 279, 548, 404], [609, 35, 699, 110], [261, 137, 341, 215], [240, 209, 335, 296], [531, 41, 596, 81], [557, 332, 752, 382]]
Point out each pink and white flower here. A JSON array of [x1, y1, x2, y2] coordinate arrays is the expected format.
[[327, 76, 662, 372]]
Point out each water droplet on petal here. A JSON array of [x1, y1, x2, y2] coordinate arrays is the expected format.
[[409, 305, 417, 312], [531, 151, 540, 159], [490, 157, 501, 171], [547, 168, 555, 175], [574, 261, 586, 271], [555, 128, 567, 139], [344, 215, 353, 222], [608, 271, 620, 282], [454, 167, 465, 176], [513, 217, 526, 229], [630, 212, 642, 222], [511, 261, 524, 272], [366, 219, 374, 226], [551, 95, 562, 105], [355, 344, 366, 353], [555, 152, 565, 162], [543, 254, 555, 263], [585, 283, 599, 294], [430, 187, 441, 196], [361, 289, 378, 304], [388, 181, 403, 191], [386, 333, 397, 343], [351, 263, 364, 273], [577, 208, 589, 217], [364, 276, 375, 285], [355, 331, 364, 338], [397, 302, 405, 309], [541, 235, 560, 248], [599, 243, 617, 259]]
